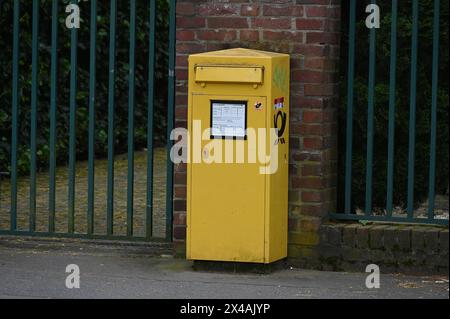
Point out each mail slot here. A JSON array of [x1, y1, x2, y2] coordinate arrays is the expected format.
[[195, 65, 264, 84], [187, 48, 290, 264]]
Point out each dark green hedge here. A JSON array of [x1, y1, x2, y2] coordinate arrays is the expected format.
[[337, 0, 449, 211], [0, 0, 169, 176]]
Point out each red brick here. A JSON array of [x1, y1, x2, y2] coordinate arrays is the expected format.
[[175, 68, 188, 80], [290, 122, 301, 135], [289, 163, 299, 176], [176, 55, 188, 68], [177, 17, 206, 29], [173, 212, 186, 225], [241, 4, 260, 16], [291, 96, 326, 109], [252, 18, 291, 30], [260, 0, 293, 3], [196, 30, 237, 41], [176, 2, 195, 16], [328, 6, 341, 19], [175, 94, 188, 105], [298, 217, 322, 231], [303, 137, 324, 150], [292, 177, 323, 189], [199, 3, 239, 16], [263, 5, 303, 17], [302, 165, 323, 177], [293, 44, 329, 57], [206, 43, 231, 52], [305, 6, 327, 18], [174, 186, 187, 199], [303, 111, 323, 123], [174, 172, 186, 185], [293, 69, 325, 83], [263, 31, 303, 42], [176, 42, 205, 54], [298, 205, 328, 218], [324, 19, 341, 32], [296, 18, 324, 30], [174, 162, 187, 173], [175, 105, 187, 117], [290, 56, 304, 69], [174, 200, 186, 211], [302, 191, 323, 203], [290, 136, 300, 149], [299, 0, 330, 4], [299, 124, 323, 136], [292, 151, 322, 162], [306, 32, 339, 45], [176, 30, 195, 41], [173, 226, 186, 240], [289, 217, 301, 232], [304, 84, 335, 96], [304, 57, 326, 70], [240, 30, 259, 41], [208, 17, 249, 29], [175, 120, 187, 129]]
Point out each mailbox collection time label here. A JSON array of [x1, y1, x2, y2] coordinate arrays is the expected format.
[[211, 101, 246, 138]]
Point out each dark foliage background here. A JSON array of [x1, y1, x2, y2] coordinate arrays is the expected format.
[[0, 0, 169, 176], [337, 0, 449, 212]]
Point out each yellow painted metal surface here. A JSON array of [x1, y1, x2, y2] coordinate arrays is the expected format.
[[195, 65, 264, 84], [187, 48, 290, 263]]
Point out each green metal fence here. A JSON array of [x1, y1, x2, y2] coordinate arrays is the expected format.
[[0, 0, 176, 241], [331, 0, 448, 226]]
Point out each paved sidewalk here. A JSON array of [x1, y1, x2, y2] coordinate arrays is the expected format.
[[0, 238, 448, 299]]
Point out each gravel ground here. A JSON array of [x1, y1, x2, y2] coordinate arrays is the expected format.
[[0, 147, 447, 238], [354, 194, 449, 221], [0, 148, 167, 238]]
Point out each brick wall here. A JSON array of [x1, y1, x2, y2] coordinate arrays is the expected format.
[[294, 223, 449, 275], [173, 0, 341, 256]]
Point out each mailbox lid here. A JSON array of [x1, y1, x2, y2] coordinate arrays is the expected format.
[[195, 65, 264, 84], [190, 47, 288, 58]]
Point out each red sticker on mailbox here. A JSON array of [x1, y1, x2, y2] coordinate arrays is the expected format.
[[274, 97, 284, 109]]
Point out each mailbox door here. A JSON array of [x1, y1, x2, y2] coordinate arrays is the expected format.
[[189, 94, 268, 262]]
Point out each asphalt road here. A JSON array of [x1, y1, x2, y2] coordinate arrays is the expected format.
[[0, 239, 448, 299]]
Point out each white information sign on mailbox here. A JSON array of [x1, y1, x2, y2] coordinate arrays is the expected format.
[[211, 101, 246, 138]]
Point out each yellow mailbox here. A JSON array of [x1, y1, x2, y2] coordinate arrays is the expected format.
[[187, 48, 290, 263]]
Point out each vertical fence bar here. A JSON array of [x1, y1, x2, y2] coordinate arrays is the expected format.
[[427, 0, 440, 220], [146, 0, 156, 239], [365, 0, 377, 215], [107, 0, 117, 236], [386, 0, 398, 216], [407, 0, 419, 218], [344, 0, 356, 215], [0, 0, 2, 229], [29, 0, 39, 232], [87, 0, 97, 235], [165, 0, 176, 241], [49, 0, 58, 233], [0, 0, 6, 221], [10, 0, 19, 231], [68, 0, 78, 233], [127, 0, 136, 237]]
